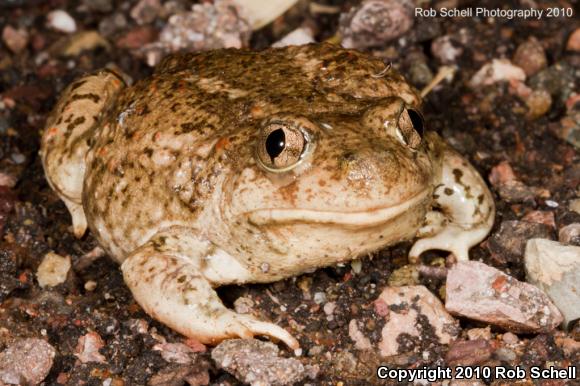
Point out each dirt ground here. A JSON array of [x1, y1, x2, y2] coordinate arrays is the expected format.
[[0, 0, 579, 385]]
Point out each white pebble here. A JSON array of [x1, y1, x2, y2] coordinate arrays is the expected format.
[[545, 200, 559, 208], [84, 280, 97, 291], [313, 292, 327, 304], [36, 252, 71, 288], [46, 10, 77, 33]]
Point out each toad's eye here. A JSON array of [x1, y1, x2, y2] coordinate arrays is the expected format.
[[397, 108, 424, 149], [257, 122, 309, 172]]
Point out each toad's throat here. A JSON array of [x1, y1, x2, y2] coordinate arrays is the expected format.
[[246, 189, 430, 227]]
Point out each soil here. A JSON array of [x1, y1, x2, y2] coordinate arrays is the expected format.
[[0, 0, 578, 385]]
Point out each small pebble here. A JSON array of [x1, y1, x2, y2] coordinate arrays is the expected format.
[[559, 224, 580, 245], [323, 301, 336, 315], [46, 10, 77, 33], [467, 327, 491, 341], [10, 152, 26, 164], [512, 37, 547, 77], [545, 200, 559, 208], [233, 296, 254, 314], [525, 89, 552, 119], [339, 0, 414, 49], [431, 35, 463, 64], [313, 292, 327, 304], [470, 59, 526, 88], [2, 25, 29, 54], [84, 280, 97, 291], [36, 252, 71, 288], [272, 27, 315, 48], [502, 332, 518, 345], [494, 347, 517, 362], [130, 0, 161, 25]]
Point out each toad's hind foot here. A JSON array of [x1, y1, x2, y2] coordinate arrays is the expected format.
[[121, 227, 299, 350], [409, 147, 495, 263]]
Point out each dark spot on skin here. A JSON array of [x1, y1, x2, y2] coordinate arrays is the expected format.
[[453, 168, 463, 183], [444, 187, 454, 196], [151, 236, 167, 252], [177, 275, 187, 283], [144, 147, 153, 157], [70, 79, 87, 91], [71, 93, 101, 103], [477, 194, 484, 204]]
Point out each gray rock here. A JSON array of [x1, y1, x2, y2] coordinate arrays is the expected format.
[[0, 339, 55, 385], [339, 0, 414, 49], [212, 339, 317, 386], [488, 220, 553, 265], [525, 238, 580, 327], [529, 62, 576, 105], [559, 223, 580, 246], [512, 37, 547, 77], [446, 261, 563, 333]]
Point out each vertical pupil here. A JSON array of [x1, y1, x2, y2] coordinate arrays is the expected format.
[[266, 128, 285, 161]]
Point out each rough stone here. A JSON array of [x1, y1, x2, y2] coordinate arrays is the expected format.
[[0, 339, 55, 385], [339, 0, 414, 49], [488, 220, 553, 265], [212, 339, 317, 386], [445, 339, 494, 366], [446, 261, 563, 333], [525, 238, 580, 327], [375, 285, 459, 357], [469, 59, 526, 88], [512, 37, 547, 77]]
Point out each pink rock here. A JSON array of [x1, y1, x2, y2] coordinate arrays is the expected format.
[[431, 35, 463, 64], [566, 28, 580, 52], [0, 338, 55, 385], [153, 342, 197, 364], [446, 261, 563, 333], [2, 25, 29, 54], [376, 285, 459, 357], [489, 161, 517, 186], [75, 332, 107, 364], [469, 59, 526, 88], [446, 339, 494, 366], [522, 210, 556, 228]]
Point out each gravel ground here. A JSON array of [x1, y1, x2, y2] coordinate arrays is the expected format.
[[0, 0, 579, 385]]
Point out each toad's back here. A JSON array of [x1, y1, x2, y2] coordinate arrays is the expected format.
[[73, 44, 419, 259]]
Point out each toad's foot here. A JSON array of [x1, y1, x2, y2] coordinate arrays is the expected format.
[[121, 227, 299, 350], [409, 147, 495, 262]]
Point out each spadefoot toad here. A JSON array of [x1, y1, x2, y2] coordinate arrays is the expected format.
[[41, 44, 494, 350]]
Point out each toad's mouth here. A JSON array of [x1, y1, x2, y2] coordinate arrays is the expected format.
[[245, 189, 430, 227]]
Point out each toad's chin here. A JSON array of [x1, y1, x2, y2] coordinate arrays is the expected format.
[[245, 189, 430, 228]]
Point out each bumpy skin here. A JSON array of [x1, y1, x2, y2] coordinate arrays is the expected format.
[[40, 44, 494, 349]]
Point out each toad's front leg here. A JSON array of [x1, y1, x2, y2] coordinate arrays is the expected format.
[[121, 226, 299, 349], [409, 147, 495, 262]]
